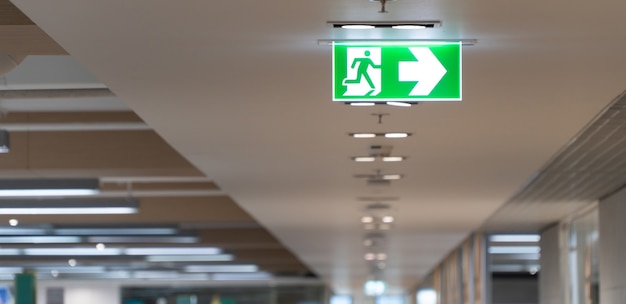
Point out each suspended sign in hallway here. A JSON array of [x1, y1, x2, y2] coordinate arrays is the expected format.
[[332, 41, 462, 102]]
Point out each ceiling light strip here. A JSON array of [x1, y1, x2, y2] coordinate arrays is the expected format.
[[318, 39, 477, 46]]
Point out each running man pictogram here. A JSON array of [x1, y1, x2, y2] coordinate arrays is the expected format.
[[342, 48, 382, 97]]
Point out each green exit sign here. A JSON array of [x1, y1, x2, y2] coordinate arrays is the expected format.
[[332, 41, 462, 102]]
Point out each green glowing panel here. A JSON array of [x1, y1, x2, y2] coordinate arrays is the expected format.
[[332, 41, 462, 101]]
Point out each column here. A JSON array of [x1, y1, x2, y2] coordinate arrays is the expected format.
[[599, 186, 626, 304], [538, 224, 564, 304]]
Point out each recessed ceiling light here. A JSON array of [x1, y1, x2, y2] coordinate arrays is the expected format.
[[489, 234, 540, 243], [0, 198, 138, 215], [184, 264, 258, 273], [0, 236, 81, 243], [96, 243, 106, 251], [125, 247, 221, 255], [341, 25, 375, 29], [354, 157, 376, 162], [382, 156, 405, 162], [68, 259, 77, 267], [488, 246, 541, 254], [24, 248, 122, 256], [391, 25, 427, 29], [364, 280, 386, 296], [382, 174, 402, 180], [376, 253, 387, 260], [364, 253, 376, 261], [329, 21, 440, 29], [350, 133, 411, 138], [352, 133, 377, 138], [382, 216, 394, 223], [361, 216, 374, 223], [8, 219, 18, 226], [0, 178, 99, 197], [384, 133, 409, 138], [146, 254, 234, 262]]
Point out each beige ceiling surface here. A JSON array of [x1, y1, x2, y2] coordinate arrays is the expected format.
[[10, 0, 626, 295]]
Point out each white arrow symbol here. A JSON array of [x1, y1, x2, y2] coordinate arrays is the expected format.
[[398, 47, 447, 96]]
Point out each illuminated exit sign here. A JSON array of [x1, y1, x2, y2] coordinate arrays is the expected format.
[[332, 41, 462, 102]]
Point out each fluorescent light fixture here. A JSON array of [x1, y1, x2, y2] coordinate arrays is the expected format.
[[490, 234, 540, 243], [392, 25, 427, 29], [382, 174, 402, 180], [353, 156, 405, 162], [125, 247, 221, 255], [417, 289, 437, 304], [341, 25, 375, 29], [0, 178, 99, 197], [212, 272, 272, 281], [184, 264, 258, 273], [0, 267, 23, 273], [349, 102, 376, 107], [384, 133, 409, 138], [54, 227, 178, 236], [352, 133, 377, 138], [382, 216, 394, 223], [147, 254, 234, 262], [354, 157, 376, 162], [330, 295, 352, 304], [0, 198, 138, 215], [330, 21, 440, 29], [35, 266, 106, 273], [0, 130, 9, 153], [54, 227, 177, 235], [386, 101, 412, 107], [24, 247, 122, 256], [0, 248, 20, 255], [0, 227, 47, 235], [364, 280, 386, 296], [350, 133, 411, 138], [88, 236, 198, 244], [488, 246, 541, 254], [382, 156, 405, 162], [0, 236, 81, 243]]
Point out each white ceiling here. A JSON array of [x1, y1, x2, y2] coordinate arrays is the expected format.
[[11, 0, 626, 295]]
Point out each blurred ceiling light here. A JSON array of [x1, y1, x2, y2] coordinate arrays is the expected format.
[[382, 216, 394, 223], [125, 247, 221, 255], [184, 264, 258, 273], [0, 198, 138, 215], [0, 178, 99, 197], [147, 254, 233, 262], [54, 227, 177, 235], [0, 236, 81, 243], [489, 234, 540, 243]]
